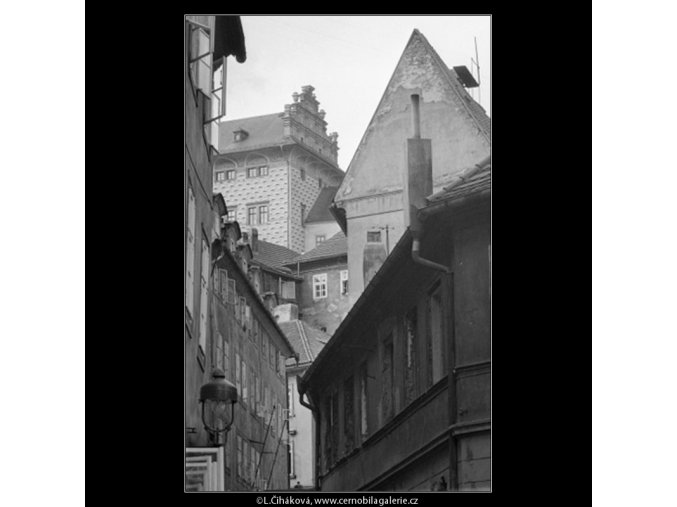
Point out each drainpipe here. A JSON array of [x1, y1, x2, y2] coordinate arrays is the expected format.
[[403, 94, 456, 489], [405, 94, 451, 275], [297, 377, 321, 491]]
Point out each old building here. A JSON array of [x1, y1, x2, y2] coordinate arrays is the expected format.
[[213, 86, 344, 253], [275, 306, 330, 490], [208, 220, 298, 491], [303, 186, 342, 251], [186, 15, 298, 493], [246, 228, 302, 311], [331, 29, 491, 303], [299, 98, 491, 491], [185, 14, 246, 491], [283, 232, 350, 336]]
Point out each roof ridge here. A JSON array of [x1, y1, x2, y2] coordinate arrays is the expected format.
[[413, 30, 491, 143], [218, 111, 283, 124]]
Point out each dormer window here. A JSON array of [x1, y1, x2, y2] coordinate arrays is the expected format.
[[234, 129, 249, 142]]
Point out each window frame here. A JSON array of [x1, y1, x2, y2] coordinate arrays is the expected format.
[[312, 273, 328, 300], [340, 270, 349, 296]]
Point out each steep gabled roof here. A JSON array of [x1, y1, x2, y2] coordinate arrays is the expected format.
[[253, 240, 300, 271], [335, 29, 491, 204], [305, 187, 339, 223], [217, 112, 286, 153], [285, 231, 347, 266], [279, 320, 329, 366]]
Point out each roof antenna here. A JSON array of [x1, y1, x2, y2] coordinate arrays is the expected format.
[[471, 36, 481, 107]]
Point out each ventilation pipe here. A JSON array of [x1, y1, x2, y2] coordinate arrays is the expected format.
[[404, 94, 451, 274]]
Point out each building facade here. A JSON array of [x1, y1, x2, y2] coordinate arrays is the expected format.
[[213, 86, 344, 253], [275, 306, 330, 490], [283, 232, 350, 336], [185, 14, 242, 491], [303, 186, 342, 252], [299, 97, 491, 491], [332, 29, 491, 303], [209, 222, 297, 491]]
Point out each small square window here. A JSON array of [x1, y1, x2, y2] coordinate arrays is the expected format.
[[226, 170, 236, 180], [248, 207, 257, 225], [216, 172, 226, 182], [247, 167, 258, 178], [316, 235, 326, 247], [227, 209, 237, 222], [259, 165, 269, 176], [367, 231, 382, 243]]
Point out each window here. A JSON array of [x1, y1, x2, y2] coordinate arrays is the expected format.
[[242, 361, 248, 405], [252, 372, 258, 414], [300, 168, 306, 181], [340, 270, 349, 295], [248, 207, 257, 225], [367, 230, 381, 243], [226, 169, 236, 180], [288, 383, 295, 418], [381, 335, 394, 423], [235, 352, 241, 394], [359, 364, 368, 440], [215, 171, 226, 182], [281, 281, 296, 300], [300, 204, 306, 226], [247, 167, 258, 178], [259, 165, 269, 176], [313, 274, 327, 299], [315, 235, 326, 247], [199, 238, 210, 352], [227, 208, 236, 222], [404, 308, 418, 405], [343, 377, 355, 454], [227, 279, 236, 304], [259, 205, 269, 224], [224, 337, 230, 379], [185, 187, 196, 318], [428, 284, 445, 385]]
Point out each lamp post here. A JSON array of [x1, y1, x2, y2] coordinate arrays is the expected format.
[[199, 368, 238, 447]]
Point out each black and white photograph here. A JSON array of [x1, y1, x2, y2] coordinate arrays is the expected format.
[[184, 14, 491, 493]]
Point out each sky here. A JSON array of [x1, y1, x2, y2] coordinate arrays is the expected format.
[[223, 15, 491, 171]]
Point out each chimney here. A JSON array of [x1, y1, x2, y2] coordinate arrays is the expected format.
[[273, 303, 299, 323], [251, 228, 259, 254], [403, 94, 432, 236]]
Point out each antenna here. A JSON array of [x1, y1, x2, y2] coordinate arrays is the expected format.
[[471, 36, 482, 106]]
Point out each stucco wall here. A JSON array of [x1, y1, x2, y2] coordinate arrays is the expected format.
[[297, 259, 350, 335], [213, 149, 289, 247], [287, 373, 316, 487]]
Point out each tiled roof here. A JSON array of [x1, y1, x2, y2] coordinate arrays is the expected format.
[[445, 67, 491, 139], [278, 320, 329, 365], [427, 156, 491, 203], [217, 113, 286, 153], [286, 231, 347, 265], [305, 187, 339, 223], [252, 240, 300, 271]]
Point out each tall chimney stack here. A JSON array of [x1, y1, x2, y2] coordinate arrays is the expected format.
[[403, 94, 432, 236]]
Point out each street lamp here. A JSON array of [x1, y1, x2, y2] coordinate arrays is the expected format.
[[199, 368, 238, 447]]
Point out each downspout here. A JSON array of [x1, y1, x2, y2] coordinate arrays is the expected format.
[[297, 377, 321, 491], [404, 94, 456, 489], [406, 95, 451, 275]]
